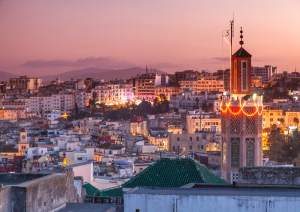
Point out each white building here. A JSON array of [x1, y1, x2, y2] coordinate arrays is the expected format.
[[92, 85, 113, 104], [65, 147, 94, 166], [25, 147, 48, 160], [251, 65, 277, 82]]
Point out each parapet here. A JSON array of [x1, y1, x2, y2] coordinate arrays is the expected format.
[[221, 95, 263, 108]]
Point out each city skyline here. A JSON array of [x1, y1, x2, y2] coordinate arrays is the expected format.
[[0, 0, 300, 76]]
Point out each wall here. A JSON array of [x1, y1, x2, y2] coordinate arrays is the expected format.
[[0, 186, 11, 212], [72, 162, 93, 183], [124, 193, 300, 212], [238, 167, 300, 186], [0, 170, 79, 212]]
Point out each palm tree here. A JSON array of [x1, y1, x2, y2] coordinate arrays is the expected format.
[[279, 118, 285, 128], [294, 117, 299, 131]]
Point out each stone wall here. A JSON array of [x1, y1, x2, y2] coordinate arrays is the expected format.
[[238, 167, 300, 186], [0, 173, 49, 184], [0, 169, 81, 212], [0, 186, 11, 211]]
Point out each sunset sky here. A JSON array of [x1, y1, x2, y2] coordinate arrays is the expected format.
[[0, 0, 299, 76]]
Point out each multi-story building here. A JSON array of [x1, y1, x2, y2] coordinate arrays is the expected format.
[[178, 80, 197, 93], [169, 132, 214, 154], [186, 112, 221, 133], [175, 70, 199, 81], [92, 85, 113, 104], [251, 65, 277, 83], [28, 91, 75, 116], [154, 86, 180, 100], [110, 83, 133, 104], [0, 99, 32, 120], [251, 76, 262, 87], [8, 75, 42, 91], [133, 72, 156, 99], [75, 90, 86, 111], [197, 76, 224, 93], [169, 89, 221, 110], [147, 127, 169, 151]]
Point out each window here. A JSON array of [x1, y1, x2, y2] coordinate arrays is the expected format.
[[17, 159, 20, 164], [197, 137, 199, 141], [270, 118, 273, 121], [222, 137, 226, 167], [246, 139, 255, 166], [177, 138, 180, 141], [189, 137, 192, 141], [231, 138, 240, 167], [242, 61, 247, 91], [201, 145, 203, 149]]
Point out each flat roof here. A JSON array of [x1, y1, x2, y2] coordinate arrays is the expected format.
[[126, 186, 300, 197], [58, 203, 116, 212]]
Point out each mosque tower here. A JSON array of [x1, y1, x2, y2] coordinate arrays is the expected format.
[[221, 28, 263, 183]]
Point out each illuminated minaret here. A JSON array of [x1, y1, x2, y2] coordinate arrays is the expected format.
[[221, 28, 263, 183]]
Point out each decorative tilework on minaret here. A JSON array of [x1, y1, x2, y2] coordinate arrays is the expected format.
[[221, 28, 263, 183]]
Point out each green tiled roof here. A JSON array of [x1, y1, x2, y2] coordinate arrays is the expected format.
[[122, 158, 228, 188], [98, 186, 123, 197], [83, 182, 100, 196], [85, 158, 228, 197]]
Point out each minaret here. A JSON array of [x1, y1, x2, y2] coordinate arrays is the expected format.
[[221, 28, 263, 183], [18, 128, 29, 155]]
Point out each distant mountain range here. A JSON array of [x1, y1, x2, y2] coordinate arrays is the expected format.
[[0, 71, 19, 81], [0, 67, 166, 83]]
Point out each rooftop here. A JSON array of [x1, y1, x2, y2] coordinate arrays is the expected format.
[[58, 203, 117, 212], [232, 47, 252, 58], [127, 185, 300, 197], [122, 158, 228, 188]]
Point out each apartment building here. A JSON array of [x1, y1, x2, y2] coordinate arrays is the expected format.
[[92, 85, 112, 104], [251, 65, 277, 82], [186, 113, 221, 133], [8, 75, 42, 91], [0, 99, 32, 120], [28, 91, 75, 116], [133, 72, 156, 99], [154, 86, 180, 100], [169, 132, 214, 154], [197, 76, 224, 93]]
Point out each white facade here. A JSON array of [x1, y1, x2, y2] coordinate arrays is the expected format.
[[251, 65, 277, 82], [66, 147, 94, 165], [28, 92, 75, 116], [92, 85, 112, 104], [124, 189, 300, 212], [25, 147, 48, 159], [75, 90, 86, 111]]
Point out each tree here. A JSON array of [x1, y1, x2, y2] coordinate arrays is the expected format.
[[92, 91, 98, 102], [159, 94, 167, 102], [153, 98, 159, 107], [264, 125, 286, 162], [294, 117, 299, 131], [75, 103, 78, 119], [279, 118, 285, 128]]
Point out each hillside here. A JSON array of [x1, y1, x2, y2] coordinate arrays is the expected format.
[[39, 67, 165, 82], [0, 71, 19, 81]]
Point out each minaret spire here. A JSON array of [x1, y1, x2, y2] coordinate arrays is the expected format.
[[239, 27, 244, 47]]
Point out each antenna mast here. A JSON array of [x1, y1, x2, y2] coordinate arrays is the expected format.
[[230, 17, 234, 96]]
